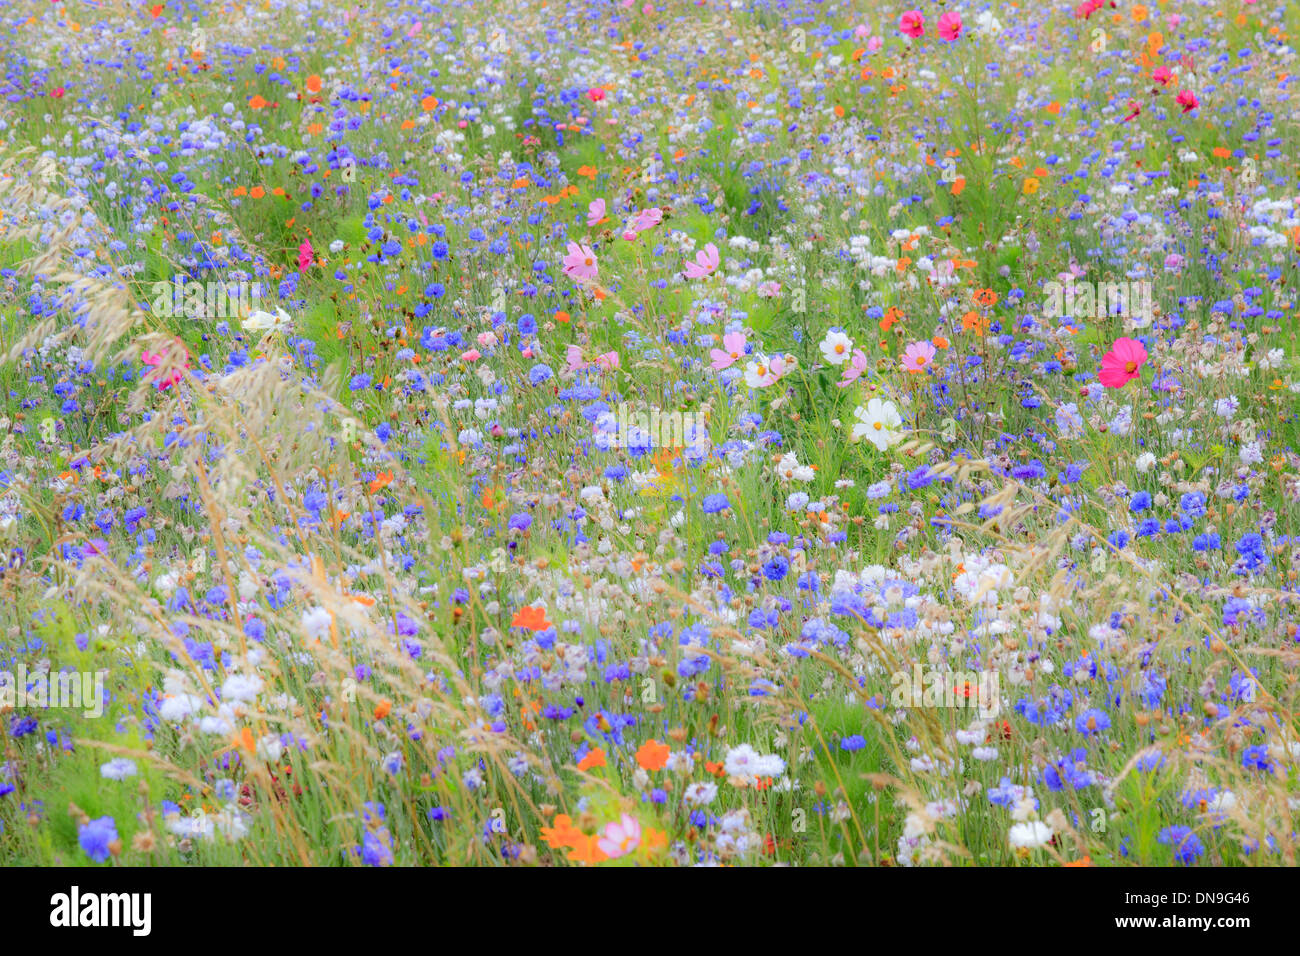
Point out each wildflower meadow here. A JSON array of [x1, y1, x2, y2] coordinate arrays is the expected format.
[[0, 0, 1298, 879]]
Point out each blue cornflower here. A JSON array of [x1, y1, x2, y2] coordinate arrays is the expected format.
[[1074, 708, 1111, 736], [1157, 825, 1205, 864], [701, 493, 730, 514], [78, 816, 118, 863], [762, 556, 789, 581]]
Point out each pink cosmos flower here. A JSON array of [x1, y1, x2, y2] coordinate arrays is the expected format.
[[836, 348, 869, 388], [1176, 90, 1199, 113], [1153, 65, 1173, 86], [709, 331, 747, 370], [1057, 261, 1086, 283], [141, 348, 189, 391], [566, 344, 585, 372], [587, 198, 607, 227], [937, 11, 962, 41], [598, 813, 641, 859], [460, 349, 481, 362], [567, 346, 620, 373], [1098, 337, 1147, 389], [633, 207, 663, 232], [562, 242, 599, 282], [298, 239, 314, 271], [900, 339, 937, 373], [866, 36, 883, 53], [899, 10, 925, 37], [585, 87, 606, 103], [683, 242, 719, 279]]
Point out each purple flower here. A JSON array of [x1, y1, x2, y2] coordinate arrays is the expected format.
[[78, 816, 118, 863]]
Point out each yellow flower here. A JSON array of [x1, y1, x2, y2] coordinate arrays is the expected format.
[[1022, 177, 1040, 195]]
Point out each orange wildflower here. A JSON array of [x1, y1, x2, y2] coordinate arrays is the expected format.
[[540, 814, 584, 849], [566, 833, 609, 864], [577, 748, 606, 771], [635, 739, 670, 771], [511, 606, 553, 632]]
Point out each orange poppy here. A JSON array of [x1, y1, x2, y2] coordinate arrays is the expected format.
[[635, 739, 670, 771], [511, 606, 553, 632], [577, 748, 606, 771], [540, 814, 584, 849], [566, 833, 609, 864]]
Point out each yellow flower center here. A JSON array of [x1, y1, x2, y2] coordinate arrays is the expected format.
[[873, 422, 883, 430], [1124, 360, 1137, 373]]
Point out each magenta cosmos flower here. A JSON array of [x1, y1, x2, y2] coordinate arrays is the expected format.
[[1098, 337, 1148, 389], [900, 339, 936, 373], [899, 10, 925, 37], [937, 11, 962, 41], [141, 347, 189, 390], [562, 242, 598, 282]]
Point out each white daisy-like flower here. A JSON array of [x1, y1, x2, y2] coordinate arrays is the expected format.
[[241, 307, 292, 333], [819, 328, 854, 366], [851, 398, 904, 450]]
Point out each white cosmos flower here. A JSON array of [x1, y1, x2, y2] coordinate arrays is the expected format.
[[743, 355, 780, 388], [242, 307, 293, 333], [819, 329, 854, 366], [851, 398, 904, 450]]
